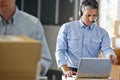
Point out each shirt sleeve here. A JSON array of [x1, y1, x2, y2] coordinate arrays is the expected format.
[[55, 24, 68, 68], [35, 20, 52, 76], [100, 29, 117, 58]]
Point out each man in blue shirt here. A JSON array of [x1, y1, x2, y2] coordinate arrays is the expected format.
[[0, 0, 52, 76], [55, 0, 118, 78]]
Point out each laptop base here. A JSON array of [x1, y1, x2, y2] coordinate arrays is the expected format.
[[62, 75, 114, 80], [76, 77, 114, 80]]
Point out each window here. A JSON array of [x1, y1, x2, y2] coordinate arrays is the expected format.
[[99, 0, 118, 35]]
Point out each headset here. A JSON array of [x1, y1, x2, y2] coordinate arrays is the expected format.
[[80, 0, 99, 22]]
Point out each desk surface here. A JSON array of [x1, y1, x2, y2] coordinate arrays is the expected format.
[[62, 65, 120, 80], [110, 65, 120, 80]]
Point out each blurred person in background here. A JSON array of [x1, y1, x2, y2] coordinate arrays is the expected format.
[[0, 0, 52, 76]]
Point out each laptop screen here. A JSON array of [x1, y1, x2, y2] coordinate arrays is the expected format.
[[76, 58, 112, 78]]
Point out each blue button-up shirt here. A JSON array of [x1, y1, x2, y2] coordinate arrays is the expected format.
[[0, 7, 52, 76], [55, 20, 116, 68]]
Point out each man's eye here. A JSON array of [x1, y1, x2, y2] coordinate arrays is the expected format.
[[86, 15, 97, 17], [93, 15, 97, 17], [88, 15, 91, 17]]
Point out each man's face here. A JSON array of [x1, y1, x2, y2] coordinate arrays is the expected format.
[[82, 7, 98, 26], [0, 0, 16, 16]]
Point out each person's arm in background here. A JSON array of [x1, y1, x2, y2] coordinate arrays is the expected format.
[[100, 29, 118, 64], [35, 20, 52, 76]]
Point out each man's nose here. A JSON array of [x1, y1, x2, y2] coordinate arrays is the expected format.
[[90, 16, 96, 22]]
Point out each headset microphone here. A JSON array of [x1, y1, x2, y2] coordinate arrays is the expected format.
[[92, 16, 98, 23], [92, 21, 95, 23]]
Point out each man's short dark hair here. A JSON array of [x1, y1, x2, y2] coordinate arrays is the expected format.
[[80, 0, 98, 16]]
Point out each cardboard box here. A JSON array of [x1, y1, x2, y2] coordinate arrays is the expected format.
[[112, 36, 120, 49], [0, 36, 41, 80], [110, 65, 120, 80], [114, 20, 120, 36]]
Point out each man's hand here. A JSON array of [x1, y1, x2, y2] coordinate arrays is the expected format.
[[64, 70, 76, 78], [61, 65, 77, 79], [109, 55, 118, 64], [40, 64, 44, 74]]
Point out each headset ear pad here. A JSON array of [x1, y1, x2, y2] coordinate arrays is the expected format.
[[80, 3, 84, 16], [80, 6, 83, 16], [80, 0, 85, 16]]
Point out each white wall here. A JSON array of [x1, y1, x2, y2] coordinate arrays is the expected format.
[[117, 0, 120, 20]]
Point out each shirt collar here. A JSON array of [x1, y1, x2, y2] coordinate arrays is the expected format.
[[79, 19, 95, 30], [0, 7, 19, 26]]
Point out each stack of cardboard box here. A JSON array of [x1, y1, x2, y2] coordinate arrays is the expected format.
[[112, 20, 120, 65]]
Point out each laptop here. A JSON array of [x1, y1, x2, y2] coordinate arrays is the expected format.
[[76, 58, 112, 79]]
